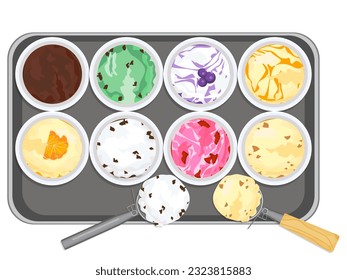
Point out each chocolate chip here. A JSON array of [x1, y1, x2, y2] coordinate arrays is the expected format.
[[171, 216, 173, 220], [136, 155, 141, 159], [138, 92, 142, 98], [122, 45, 126, 50], [105, 52, 109, 57], [130, 60, 134, 65], [297, 144, 302, 148], [133, 151, 139, 155], [109, 48, 113, 52], [263, 122, 269, 128], [256, 155, 261, 159], [143, 205, 146, 209], [103, 84, 108, 89], [118, 96, 123, 101], [149, 147, 154, 150], [133, 82, 137, 86], [113, 158, 118, 163], [119, 119, 128, 126], [224, 202, 228, 207], [219, 184, 223, 189], [146, 131, 154, 139], [179, 209, 186, 217], [109, 126, 115, 131], [156, 176, 159, 179], [172, 180, 176, 184], [126, 63, 129, 68], [97, 72, 103, 80], [284, 136, 291, 140], [140, 186, 144, 191], [159, 209, 163, 214], [97, 142, 101, 146], [239, 180, 244, 186], [110, 171, 114, 175], [149, 193, 152, 198], [102, 164, 108, 168], [124, 170, 128, 174], [140, 49, 144, 53], [252, 146, 259, 152], [180, 185, 186, 192]]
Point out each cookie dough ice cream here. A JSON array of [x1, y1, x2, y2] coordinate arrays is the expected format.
[[213, 174, 262, 222], [171, 118, 231, 178], [169, 43, 231, 104], [95, 117, 158, 179], [21, 118, 83, 178], [245, 44, 304, 104], [244, 118, 305, 178], [96, 44, 156, 104], [138, 175, 190, 226]]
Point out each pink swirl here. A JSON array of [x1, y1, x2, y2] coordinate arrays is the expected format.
[[171, 118, 230, 178]]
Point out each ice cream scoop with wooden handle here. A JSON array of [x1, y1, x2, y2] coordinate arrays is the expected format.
[[262, 208, 339, 252]]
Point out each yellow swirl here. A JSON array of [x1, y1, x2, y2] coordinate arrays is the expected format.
[[245, 44, 304, 104]]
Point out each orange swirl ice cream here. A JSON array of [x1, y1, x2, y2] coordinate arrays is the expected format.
[[245, 44, 304, 104]]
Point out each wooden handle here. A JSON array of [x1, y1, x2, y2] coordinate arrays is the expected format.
[[280, 214, 339, 252]]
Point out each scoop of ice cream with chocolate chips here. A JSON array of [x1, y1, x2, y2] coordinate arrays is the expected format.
[[244, 118, 305, 179], [95, 117, 158, 179], [138, 175, 190, 226]]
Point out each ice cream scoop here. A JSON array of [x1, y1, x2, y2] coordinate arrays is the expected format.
[[61, 175, 190, 249], [214, 174, 339, 252]]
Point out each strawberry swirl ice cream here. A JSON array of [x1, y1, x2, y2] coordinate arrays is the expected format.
[[170, 118, 231, 178]]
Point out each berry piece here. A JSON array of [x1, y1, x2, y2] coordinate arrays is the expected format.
[[198, 78, 207, 87], [198, 68, 207, 77], [205, 72, 216, 83]]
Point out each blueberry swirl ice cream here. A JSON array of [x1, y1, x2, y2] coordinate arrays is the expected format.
[[170, 118, 231, 178], [169, 43, 231, 104]]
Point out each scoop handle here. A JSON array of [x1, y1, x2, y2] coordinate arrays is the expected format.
[[61, 210, 138, 249], [280, 213, 339, 252]]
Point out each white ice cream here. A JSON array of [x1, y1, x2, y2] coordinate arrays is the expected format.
[[96, 118, 157, 179], [138, 175, 190, 226]]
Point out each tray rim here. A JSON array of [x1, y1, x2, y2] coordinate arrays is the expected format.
[[7, 32, 319, 225]]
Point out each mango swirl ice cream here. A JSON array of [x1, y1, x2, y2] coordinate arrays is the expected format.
[[245, 118, 305, 178], [96, 44, 156, 104], [245, 44, 305, 104], [171, 118, 230, 178], [21, 118, 83, 178]]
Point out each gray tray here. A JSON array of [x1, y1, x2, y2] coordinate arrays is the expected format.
[[8, 33, 319, 224]]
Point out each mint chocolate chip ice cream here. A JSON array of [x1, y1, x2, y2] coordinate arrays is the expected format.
[[96, 44, 156, 104]]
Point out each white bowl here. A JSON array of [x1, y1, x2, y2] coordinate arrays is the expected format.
[[15, 37, 89, 111], [15, 112, 89, 185], [90, 37, 163, 111], [238, 37, 312, 111], [238, 112, 312, 185], [164, 112, 237, 185], [90, 112, 163, 186], [164, 37, 237, 111]]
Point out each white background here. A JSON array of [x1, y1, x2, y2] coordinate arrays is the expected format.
[[1, 1, 346, 279]]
